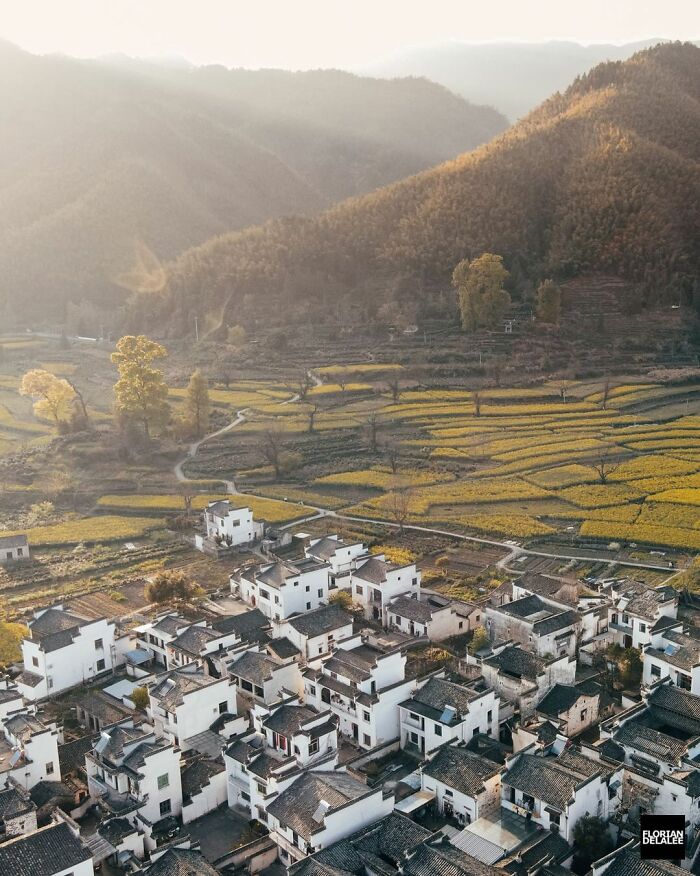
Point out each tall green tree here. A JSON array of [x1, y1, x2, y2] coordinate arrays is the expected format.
[[185, 369, 211, 438], [452, 253, 510, 332], [111, 335, 169, 438], [536, 279, 562, 323]]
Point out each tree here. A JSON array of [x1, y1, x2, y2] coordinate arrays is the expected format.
[[307, 404, 318, 434], [65, 377, 90, 430], [384, 441, 400, 474], [573, 815, 612, 868], [386, 374, 401, 403], [262, 428, 285, 479], [619, 647, 642, 688], [328, 590, 354, 611], [184, 369, 211, 438], [146, 570, 202, 604], [111, 336, 169, 439], [297, 372, 314, 401], [366, 413, 379, 453], [468, 625, 490, 655], [227, 325, 246, 348], [592, 444, 620, 484], [131, 686, 150, 710], [536, 279, 562, 324], [387, 481, 412, 533], [336, 371, 349, 392], [19, 369, 76, 428], [452, 253, 510, 332], [27, 501, 54, 525], [473, 390, 482, 417], [601, 377, 611, 410]]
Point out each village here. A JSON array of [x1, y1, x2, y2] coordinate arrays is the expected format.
[[0, 496, 698, 876]]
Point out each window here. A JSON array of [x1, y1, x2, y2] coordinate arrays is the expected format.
[[219, 701, 228, 714], [308, 684, 316, 696], [611, 613, 618, 625], [444, 789, 453, 797], [580, 709, 588, 721], [363, 734, 371, 746], [487, 710, 492, 723], [32, 656, 39, 667], [260, 589, 270, 600], [274, 596, 280, 604], [95, 638, 103, 650], [157, 774, 169, 790], [356, 585, 363, 595], [472, 727, 480, 737], [305, 585, 310, 592], [257, 782, 267, 794], [48, 678, 53, 689], [241, 791, 250, 802], [363, 710, 370, 722], [255, 685, 264, 697], [159, 799, 171, 816], [434, 723, 443, 736], [651, 664, 661, 678], [17, 548, 23, 557], [678, 673, 692, 691], [309, 739, 319, 754], [459, 622, 464, 630], [319, 645, 324, 654], [622, 613, 629, 625], [46, 762, 54, 775], [96, 659, 105, 672], [306, 602, 311, 610], [639, 623, 646, 633], [318, 589, 323, 597]]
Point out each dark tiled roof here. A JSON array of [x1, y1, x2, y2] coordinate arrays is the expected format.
[[150, 668, 221, 710], [403, 678, 479, 723], [599, 844, 687, 876], [169, 624, 221, 655], [498, 595, 550, 619], [141, 848, 220, 876], [404, 839, 502, 876], [308, 537, 348, 561], [264, 704, 318, 735], [267, 637, 301, 659], [75, 689, 134, 725], [212, 608, 269, 641], [0, 821, 91, 876], [389, 596, 434, 624], [99, 815, 138, 845], [248, 750, 295, 779], [152, 614, 190, 636], [615, 722, 688, 764], [230, 649, 279, 683], [423, 746, 500, 796], [353, 557, 390, 585], [0, 534, 28, 548], [532, 610, 579, 636], [288, 604, 352, 638], [0, 787, 34, 821], [59, 733, 96, 775], [483, 645, 546, 681], [29, 780, 73, 809], [30, 607, 96, 653], [503, 751, 601, 810], [256, 561, 300, 588], [0, 686, 22, 704], [537, 683, 598, 718], [650, 615, 682, 633], [16, 670, 44, 687], [267, 771, 372, 840], [181, 757, 225, 800]]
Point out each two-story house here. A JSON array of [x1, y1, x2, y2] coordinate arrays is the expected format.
[[134, 614, 192, 670], [501, 747, 621, 842], [387, 593, 464, 641], [303, 634, 419, 749], [274, 604, 354, 662], [233, 558, 331, 621], [483, 595, 580, 658], [228, 646, 303, 704], [642, 621, 700, 693], [266, 769, 394, 864], [419, 742, 502, 826], [606, 580, 678, 650], [17, 606, 115, 700], [147, 666, 237, 751], [399, 677, 499, 756], [304, 535, 369, 588], [0, 820, 94, 876], [350, 556, 420, 623], [196, 500, 265, 552], [0, 709, 61, 790], [166, 621, 241, 672], [85, 719, 182, 852]]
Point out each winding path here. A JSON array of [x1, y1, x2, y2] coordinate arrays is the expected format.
[[171, 380, 683, 578]]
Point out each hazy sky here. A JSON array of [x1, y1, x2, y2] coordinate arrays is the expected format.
[[2, 0, 698, 68]]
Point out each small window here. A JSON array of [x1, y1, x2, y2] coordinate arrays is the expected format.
[[308, 685, 316, 696], [255, 685, 264, 697], [17, 548, 23, 557], [651, 664, 661, 678], [305, 585, 310, 592], [32, 656, 39, 668], [95, 638, 103, 650], [434, 723, 443, 736], [309, 739, 319, 754], [306, 602, 311, 610], [363, 710, 370, 722], [219, 701, 228, 714], [580, 709, 588, 721], [363, 734, 371, 746], [444, 789, 453, 797], [96, 659, 105, 672], [459, 622, 464, 630], [487, 710, 492, 723], [318, 589, 323, 597], [157, 773, 169, 790], [356, 585, 363, 595], [46, 762, 54, 775], [639, 623, 646, 634], [159, 799, 171, 816]]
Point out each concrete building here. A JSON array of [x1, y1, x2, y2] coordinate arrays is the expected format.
[[605, 580, 678, 650], [0, 534, 29, 564], [228, 646, 303, 704], [274, 604, 354, 662], [17, 606, 115, 701], [484, 594, 580, 658], [196, 500, 264, 552], [0, 710, 61, 790], [387, 593, 464, 641], [350, 555, 420, 624], [642, 621, 700, 693], [233, 558, 331, 621], [420, 743, 502, 826], [304, 535, 369, 588]]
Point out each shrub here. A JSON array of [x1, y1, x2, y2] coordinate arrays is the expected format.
[[131, 687, 150, 710], [469, 625, 490, 654], [146, 570, 204, 603]]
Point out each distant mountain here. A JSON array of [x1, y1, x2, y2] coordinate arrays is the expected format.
[[0, 42, 506, 326], [143, 43, 700, 338], [358, 39, 696, 120]]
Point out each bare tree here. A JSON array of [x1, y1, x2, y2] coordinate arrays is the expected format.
[[592, 444, 620, 485], [307, 404, 318, 434], [384, 441, 399, 474], [65, 378, 90, 428], [178, 485, 194, 519], [473, 390, 482, 418], [336, 370, 349, 392], [386, 374, 401, 404], [387, 481, 412, 534], [298, 372, 314, 401], [601, 377, 611, 410], [262, 428, 285, 479], [366, 413, 379, 453]]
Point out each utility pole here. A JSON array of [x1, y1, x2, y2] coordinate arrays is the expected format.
[[194, 316, 199, 342]]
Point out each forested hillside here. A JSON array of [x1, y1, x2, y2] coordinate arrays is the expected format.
[[140, 43, 700, 338], [0, 42, 506, 327]]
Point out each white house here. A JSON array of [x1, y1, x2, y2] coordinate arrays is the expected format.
[[606, 580, 678, 650], [501, 746, 622, 842], [0, 786, 36, 838], [642, 622, 700, 693], [350, 555, 420, 623], [0, 820, 94, 876], [533, 679, 608, 738], [399, 677, 499, 756], [134, 614, 192, 670], [85, 719, 182, 851], [148, 666, 237, 751], [0, 534, 30, 565], [257, 701, 338, 768], [387, 593, 464, 640], [303, 634, 419, 749], [166, 621, 241, 671], [0, 679, 24, 723], [196, 500, 265, 552], [304, 535, 369, 587], [228, 647, 303, 704], [0, 710, 61, 790], [266, 769, 394, 863], [181, 756, 227, 825], [17, 606, 115, 701], [420, 743, 502, 826], [274, 604, 354, 662], [233, 558, 331, 621]]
